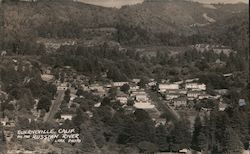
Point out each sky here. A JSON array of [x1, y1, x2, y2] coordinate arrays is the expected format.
[[77, 0, 249, 8]]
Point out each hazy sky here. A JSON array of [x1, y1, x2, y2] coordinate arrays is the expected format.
[[78, 0, 248, 8]]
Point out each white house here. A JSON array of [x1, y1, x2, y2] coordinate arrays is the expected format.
[[116, 95, 128, 104], [135, 94, 149, 102], [134, 102, 155, 109], [187, 91, 203, 100], [131, 90, 146, 97], [166, 89, 188, 95], [61, 114, 73, 121], [165, 93, 180, 100], [130, 85, 140, 92], [198, 94, 210, 100], [113, 82, 129, 87], [185, 83, 206, 91], [132, 79, 141, 84], [158, 84, 179, 92], [173, 97, 187, 107]]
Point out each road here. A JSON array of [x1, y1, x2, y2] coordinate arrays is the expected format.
[[44, 90, 65, 122], [147, 89, 180, 121]]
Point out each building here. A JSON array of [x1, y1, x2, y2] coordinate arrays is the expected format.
[[132, 79, 141, 84], [239, 99, 246, 107], [61, 114, 73, 121], [116, 95, 128, 104], [130, 85, 140, 92], [113, 82, 129, 87], [158, 84, 179, 92], [134, 102, 155, 109], [131, 90, 146, 97], [198, 94, 210, 100], [165, 93, 180, 100], [165, 89, 188, 95], [135, 94, 149, 102], [185, 83, 206, 91], [173, 97, 187, 107], [187, 91, 203, 100]]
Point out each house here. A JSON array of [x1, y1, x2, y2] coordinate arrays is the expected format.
[[116, 95, 128, 104], [165, 89, 187, 95], [132, 79, 141, 84], [187, 91, 203, 100], [239, 99, 246, 107], [61, 114, 73, 121], [173, 97, 187, 107], [158, 84, 179, 92], [130, 85, 140, 92], [135, 94, 149, 102], [113, 82, 129, 87], [134, 102, 155, 109], [165, 93, 180, 100], [41, 74, 55, 82], [131, 90, 146, 97], [185, 83, 206, 91], [148, 81, 157, 87], [185, 78, 199, 83], [214, 89, 228, 95], [198, 94, 210, 100]]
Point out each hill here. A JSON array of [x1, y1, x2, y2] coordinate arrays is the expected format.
[[0, 0, 248, 47]]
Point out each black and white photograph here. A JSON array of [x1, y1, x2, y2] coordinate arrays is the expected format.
[[0, 0, 249, 153]]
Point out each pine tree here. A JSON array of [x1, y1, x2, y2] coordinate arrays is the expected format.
[[223, 127, 244, 154]]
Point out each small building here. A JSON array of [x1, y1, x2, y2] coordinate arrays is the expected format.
[[165, 89, 187, 95], [239, 99, 246, 107], [198, 94, 210, 100], [165, 93, 180, 100], [185, 83, 206, 91], [158, 84, 179, 92], [135, 94, 149, 102], [113, 82, 129, 87], [134, 102, 155, 109], [132, 79, 141, 84], [148, 81, 157, 87], [173, 97, 187, 107], [131, 90, 146, 97], [116, 95, 128, 104], [130, 85, 140, 92], [187, 91, 203, 100], [214, 89, 228, 95], [61, 114, 73, 121]]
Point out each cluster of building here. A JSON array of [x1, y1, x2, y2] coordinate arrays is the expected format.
[[191, 44, 236, 56], [158, 79, 210, 108]]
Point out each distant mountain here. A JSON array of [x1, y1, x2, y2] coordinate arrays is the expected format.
[[118, 0, 248, 35], [1, 0, 248, 45]]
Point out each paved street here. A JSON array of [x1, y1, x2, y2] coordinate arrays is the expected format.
[[44, 90, 65, 122]]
